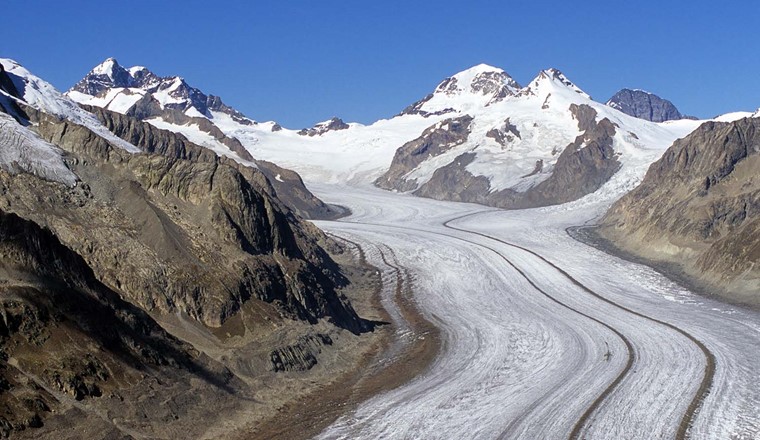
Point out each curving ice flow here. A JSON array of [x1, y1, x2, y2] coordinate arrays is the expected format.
[[309, 184, 760, 440]]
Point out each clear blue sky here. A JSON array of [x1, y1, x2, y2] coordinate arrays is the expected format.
[[2, 1, 758, 127]]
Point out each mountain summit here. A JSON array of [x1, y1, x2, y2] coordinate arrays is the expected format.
[[68, 57, 249, 122]]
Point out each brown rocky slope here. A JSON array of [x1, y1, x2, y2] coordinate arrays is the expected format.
[[0, 66, 385, 436], [598, 117, 760, 306]]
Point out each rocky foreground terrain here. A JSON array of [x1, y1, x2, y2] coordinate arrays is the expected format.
[[0, 59, 389, 438], [598, 117, 760, 307]]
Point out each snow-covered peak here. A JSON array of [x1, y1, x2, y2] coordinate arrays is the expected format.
[[67, 59, 253, 125], [401, 63, 523, 116], [434, 64, 521, 98], [523, 68, 590, 100], [70, 57, 138, 97], [91, 57, 120, 78]]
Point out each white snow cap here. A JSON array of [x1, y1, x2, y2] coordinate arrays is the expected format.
[[435, 63, 521, 95], [91, 57, 119, 77], [128, 66, 147, 75], [524, 68, 590, 99]]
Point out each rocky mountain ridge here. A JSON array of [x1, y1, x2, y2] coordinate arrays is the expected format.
[[66, 58, 340, 219], [0, 58, 379, 436], [598, 116, 760, 306]]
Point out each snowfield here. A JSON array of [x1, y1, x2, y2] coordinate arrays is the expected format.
[[310, 184, 760, 440]]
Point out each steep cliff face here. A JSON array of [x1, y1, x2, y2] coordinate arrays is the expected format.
[[599, 117, 760, 305]]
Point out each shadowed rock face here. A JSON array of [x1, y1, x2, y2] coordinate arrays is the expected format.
[[606, 88, 685, 122], [398, 105, 620, 210], [599, 117, 760, 305]]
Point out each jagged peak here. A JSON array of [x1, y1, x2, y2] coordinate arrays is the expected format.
[[524, 68, 589, 99], [128, 65, 148, 75], [91, 57, 122, 78]]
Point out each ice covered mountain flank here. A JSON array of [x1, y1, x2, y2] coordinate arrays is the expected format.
[[377, 66, 700, 208]]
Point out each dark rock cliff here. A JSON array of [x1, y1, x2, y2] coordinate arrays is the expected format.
[[375, 115, 474, 192], [0, 209, 237, 436]]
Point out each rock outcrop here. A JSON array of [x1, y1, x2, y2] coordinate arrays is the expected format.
[[297, 117, 350, 137], [606, 88, 686, 122], [8, 105, 366, 333], [375, 115, 474, 191], [598, 117, 760, 305]]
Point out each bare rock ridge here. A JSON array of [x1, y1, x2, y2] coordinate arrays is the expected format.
[[85, 104, 341, 220], [606, 88, 687, 122], [14, 103, 366, 333], [598, 117, 760, 306]]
